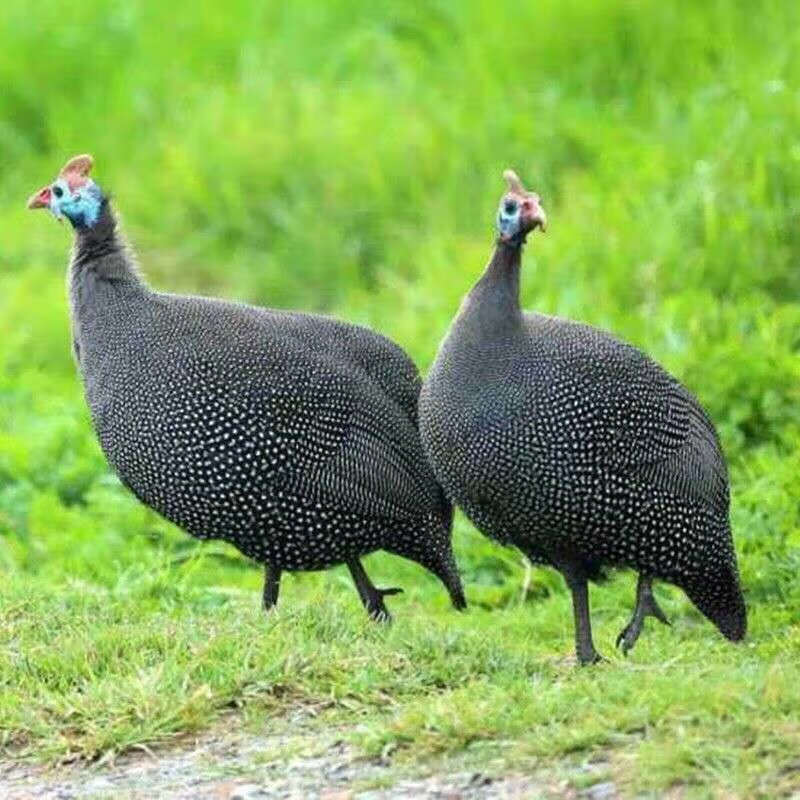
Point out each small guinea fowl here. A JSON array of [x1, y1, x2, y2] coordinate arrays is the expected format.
[[419, 169, 745, 663], [28, 154, 466, 620]]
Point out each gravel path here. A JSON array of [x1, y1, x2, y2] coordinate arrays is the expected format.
[[0, 723, 618, 799]]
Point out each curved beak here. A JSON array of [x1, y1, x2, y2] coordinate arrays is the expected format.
[[27, 186, 51, 210]]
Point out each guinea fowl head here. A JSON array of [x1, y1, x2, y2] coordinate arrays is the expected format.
[[27, 154, 105, 229], [496, 169, 546, 245]]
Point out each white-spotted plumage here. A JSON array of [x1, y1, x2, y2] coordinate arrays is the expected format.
[[419, 174, 745, 662], [48, 174, 465, 621]]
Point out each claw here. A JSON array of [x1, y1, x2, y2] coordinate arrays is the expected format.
[[348, 559, 404, 623], [366, 587, 403, 621], [578, 650, 605, 666], [615, 626, 635, 656]]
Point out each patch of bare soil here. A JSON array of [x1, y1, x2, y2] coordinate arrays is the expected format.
[[0, 722, 618, 800]]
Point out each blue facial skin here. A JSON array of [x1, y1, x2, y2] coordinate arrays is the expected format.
[[48, 177, 103, 229], [496, 197, 522, 241]]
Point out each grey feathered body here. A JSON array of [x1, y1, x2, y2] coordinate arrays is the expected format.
[[67, 210, 459, 591], [420, 244, 745, 638]]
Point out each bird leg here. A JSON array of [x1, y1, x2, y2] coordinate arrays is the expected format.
[[262, 564, 282, 612], [616, 574, 670, 655], [557, 560, 602, 666], [347, 558, 403, 622]]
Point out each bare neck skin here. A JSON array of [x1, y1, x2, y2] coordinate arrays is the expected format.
[[457, 238, 525, 336]]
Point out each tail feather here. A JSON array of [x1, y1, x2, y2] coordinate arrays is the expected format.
[[387, 511, 466, 611], [681, 539, 746, 641]]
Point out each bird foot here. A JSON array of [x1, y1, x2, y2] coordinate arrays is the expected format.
[[615, 623, 640, 655], [366, 587, 404, 623], [615, 594, 670, 655], [577, 648, 605, 666]]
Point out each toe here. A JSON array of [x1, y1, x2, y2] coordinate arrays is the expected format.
[[368, 606, 392, 623]]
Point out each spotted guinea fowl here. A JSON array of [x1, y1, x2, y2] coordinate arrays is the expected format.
[[28, 154, 465, 620], [419, 169, 745, 663]]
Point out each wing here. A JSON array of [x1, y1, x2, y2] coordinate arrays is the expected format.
[[274, 311, 422, 425], [124, 295, 438, 524], [513, 315, 728, 510]]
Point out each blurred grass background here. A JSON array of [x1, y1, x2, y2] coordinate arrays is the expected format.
[[1, 0, 800, 795]]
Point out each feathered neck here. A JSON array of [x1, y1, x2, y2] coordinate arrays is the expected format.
[[70, 198, 144, 286]]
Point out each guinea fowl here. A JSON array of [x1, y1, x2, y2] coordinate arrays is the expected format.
[[28, 154, 465, 620], [419, 170, 745, 663]]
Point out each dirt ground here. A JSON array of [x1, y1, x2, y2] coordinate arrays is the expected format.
[[0, 720, 619, 800]]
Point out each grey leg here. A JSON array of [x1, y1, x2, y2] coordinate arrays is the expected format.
[[558, 561, 602, 666], [616, 574, 670, 655], [347, 558, 403, 622], [262, 564, 282, 611]]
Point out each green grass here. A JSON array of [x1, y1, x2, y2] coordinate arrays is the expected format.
[[1, 0, 800, 796]]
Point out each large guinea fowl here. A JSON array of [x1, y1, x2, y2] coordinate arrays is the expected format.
[[28, 154, 465, 620], [419, 170, 745, 663]]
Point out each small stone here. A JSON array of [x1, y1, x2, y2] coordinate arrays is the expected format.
[[228, 783, 267, 800], [320, 790, 353, 800], [584, 781, 617, 800]]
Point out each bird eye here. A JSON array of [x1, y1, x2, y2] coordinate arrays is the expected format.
[[52, 185, 64, 198], [504, 199, 517, 215]]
